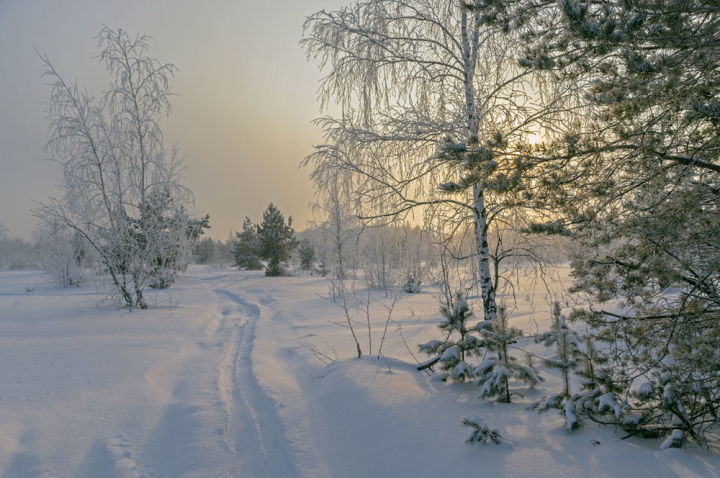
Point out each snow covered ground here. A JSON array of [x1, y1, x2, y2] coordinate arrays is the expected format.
[[0, 267, 718, 477]]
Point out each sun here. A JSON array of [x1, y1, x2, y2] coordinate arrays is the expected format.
[[527, 132, 544, 146]]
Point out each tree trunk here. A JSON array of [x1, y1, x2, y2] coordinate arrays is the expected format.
[[134, 275, 147, 309], [473, 184, 497, 322], [498, 307, 511, 403], [462, 2, 497, 324]]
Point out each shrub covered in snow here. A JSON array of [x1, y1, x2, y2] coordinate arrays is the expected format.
[[36, 225, 89, 287], [560, 305, 720, 447]]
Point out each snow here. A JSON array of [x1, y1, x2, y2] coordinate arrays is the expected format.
[[476, 358, 498, 374], [664, 383, 676, 405], [624, 415, 644, 426], [596, 393, 623, 419], [662, 430, 686, 450], [637, 381, 655, 399], [452, 361, 472, 380], [564, 400, 578, 431], [441, 345, 461, 362], [0, 267, 718, 477]]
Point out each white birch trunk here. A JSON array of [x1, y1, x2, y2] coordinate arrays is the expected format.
[[462, 1, 497, 322], [473, 184, 497, 322]]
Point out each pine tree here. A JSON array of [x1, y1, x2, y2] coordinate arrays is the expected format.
[[257, 204, 298, 276], [474, 306, 542, 403], [418, 295, 542, 400], [298, 238, 316, 271], [533, 302, 601, 431], [194, 237, 216, 264], [462, 415, 502, 445], [418, 292, 482, 382], [233, 217, 263, 270], [475, 0, 720, 446], [535, 303, 579, 401], [139, 187, 209, 289]]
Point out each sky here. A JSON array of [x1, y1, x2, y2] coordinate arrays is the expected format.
[[0, 0, 345, 240]]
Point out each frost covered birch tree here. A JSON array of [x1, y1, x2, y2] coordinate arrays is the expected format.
[[314, 176, 358, 283], [303, 0, 578, 324], [36, 27, 201, 308]]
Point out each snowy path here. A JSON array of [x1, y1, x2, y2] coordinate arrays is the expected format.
[[0, 269, 305, 478], [212, 285, 299, 478]]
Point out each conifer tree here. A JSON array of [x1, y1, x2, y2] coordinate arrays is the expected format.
[[233, 217, 262, 270], [418, 292, 482, 382], [419, 296, 542, 400], [533, 302, 600, 431], [194, 237, 216, 264], [298, 238, 316, 271], [536, 303, 578, 401], [474, 306, 542, 403], [474, 0, 720, 446], [257, 204, 298, 276], [139, 187, 209, 289]]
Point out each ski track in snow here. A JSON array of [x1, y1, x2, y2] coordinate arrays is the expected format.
[[212, 285, 299, 478]]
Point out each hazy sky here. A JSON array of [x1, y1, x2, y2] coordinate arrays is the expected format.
[[0, 0, 345, 240]]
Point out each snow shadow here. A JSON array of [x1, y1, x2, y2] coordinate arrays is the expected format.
[[2, 451, 43, 478], [72, 440, 123, 478], [215, 289, 261, 318], [140, 403, 205, 476]]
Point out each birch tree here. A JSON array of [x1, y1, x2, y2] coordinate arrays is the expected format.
[[312, 175, 360, 285], [36, 27, 200, 308], [303, 0, 578, 323]]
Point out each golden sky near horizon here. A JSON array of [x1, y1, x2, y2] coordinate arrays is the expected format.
[[0, 0, 345, 240]]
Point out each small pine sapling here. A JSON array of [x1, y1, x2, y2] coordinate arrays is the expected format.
[[418, 292, 481, 381], [315, 251, 330, 277], [537, 303, 578, 398], [576, 331, 601, 391], [559, 317, 643, 435], [403, 273, 421, 293], [559, 330, 607, 431], [535, 306, 605, 431], [475, 306, 542, 403], [534, 302, 583, 425], [614, 355, 720, 446]]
